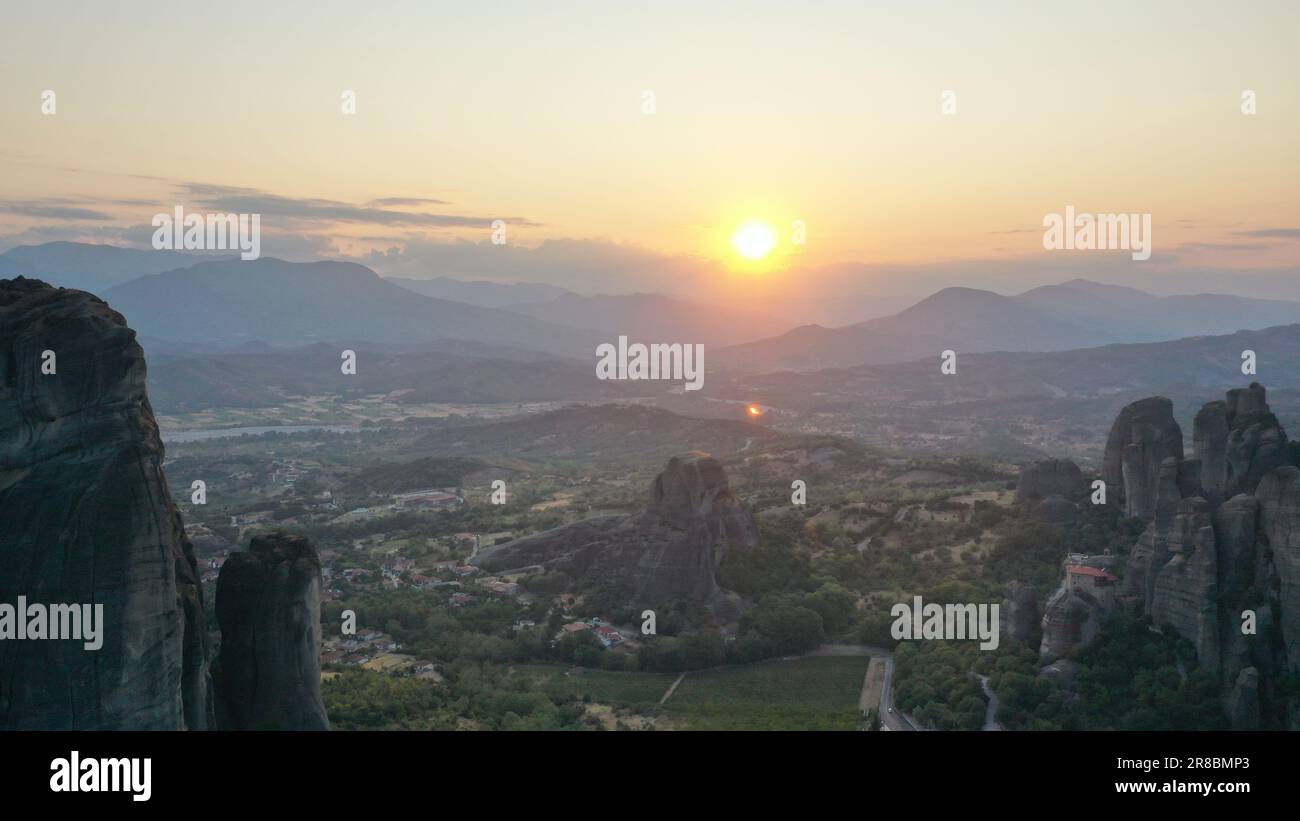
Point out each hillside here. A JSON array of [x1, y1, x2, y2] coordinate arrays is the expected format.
[[716, 281, 1300, 372], [101, 257, 603, 356]]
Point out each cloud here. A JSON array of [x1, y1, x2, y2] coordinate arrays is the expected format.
[[175, 182, 532, 228], [1235, 228, 1300, 240], [1174, 241, 1273, 252], [350, 237, 723, 294], [365, 197, 451, 207], [1, 201, 115, 221]]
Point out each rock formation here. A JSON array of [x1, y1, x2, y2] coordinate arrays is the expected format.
[[1000, 581, 1040, 644], [1225, 667, 1261, 730], [1016, 458, 1085, 526], [213, 531, 329, 730], [1256, 467, 1300, 672], [1195, 384, 1288, 505], [1148, 497, 1220, 672], [1016, 458, 1085, 503], [1045, 384, 1300, 727], [1039, 584, 1108, 659], [1103, 397, 1184, 519], [472, 452, 758, 620], [0, 278, 211, 729]]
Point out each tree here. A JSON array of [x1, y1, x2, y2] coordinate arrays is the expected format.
[[740, 604, 824, 655]]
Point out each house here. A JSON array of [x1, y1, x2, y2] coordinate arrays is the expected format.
[[477, 578, 521, 597], [1065, 564, 1118, 604], [391, 488, 461, 509], [557, 621, 591, 640], [594, 626, 624, 647]]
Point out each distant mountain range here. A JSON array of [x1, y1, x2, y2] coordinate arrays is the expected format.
[[385, 275, 570, 307], [0, 241, 230, 292], [6, 243, 1299, 375], [716, 279, 1300, 371], [504, 292, 792, 348], [100, 258, 602, 357], [389, 276, 793, 347], [0, 243, 788, 354]]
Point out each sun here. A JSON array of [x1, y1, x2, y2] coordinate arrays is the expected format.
[[732, 221, 776, 261]]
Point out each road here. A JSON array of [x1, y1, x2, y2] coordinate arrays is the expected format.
[[805, 642, 923, 731], [878, 655, 922, 731], [974, 674, 1002, 731]]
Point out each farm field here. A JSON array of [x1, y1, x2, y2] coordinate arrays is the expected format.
[[661, 656, 870, 731]]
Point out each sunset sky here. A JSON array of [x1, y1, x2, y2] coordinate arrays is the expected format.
[[2, 0, 1297, 300]]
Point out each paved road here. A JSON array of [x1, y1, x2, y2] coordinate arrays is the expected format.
[[975, 673, 1002, 731], [878, 656, 921, 731]]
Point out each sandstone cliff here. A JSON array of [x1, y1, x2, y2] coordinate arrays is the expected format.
[[471, 452, 758, 620], [1000, 581, 1040, 644], [1103, 396, 1184, 519], [213, 532, 329, 730], [0, 277, 211, 729], [1044, 384, 1299, 728]]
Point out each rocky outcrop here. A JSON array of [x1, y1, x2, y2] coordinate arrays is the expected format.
[[1000, 581, 1040, 644], [1049, 384, 1300, 727], [1016, 459, 1085, 526], [0, 278, 211, 730], [1123, 457, 1187, 608], [1225, 667, 1260, 730], [1256, 467, 1300, 673], [1224, 384, 1288, 499], [1016, 458, 1085, 503], [1148, 498, 1220, 672], [214, 532, 328, 730], [1039, 583, 1108, 660], [472, 452, 758, 620], [1193, 401, 1229, 504], [1103, 397, 1184, 519]]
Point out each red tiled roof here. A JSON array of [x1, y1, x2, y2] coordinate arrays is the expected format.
[[1067, 564, 1116, 581]]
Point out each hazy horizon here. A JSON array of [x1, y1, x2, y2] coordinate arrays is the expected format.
[[2, 0, 1297, 309]]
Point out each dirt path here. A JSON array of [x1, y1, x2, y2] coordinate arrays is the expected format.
[[858, 656, 886, 718], [658, 672, 687, 706]]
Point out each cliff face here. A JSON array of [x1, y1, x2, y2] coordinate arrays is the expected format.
[[1044, 383, 1300, 728], [1148, 497, 1220, 672], [214, 532, 328, 730], [1103, 397, 1184, 519], [0, 278, 211, 729], [1039, 585, 1107, 659], [472, 452, 758, 620], [1000, 581, 1040, 644], [1256, 467, 1300, 674]]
